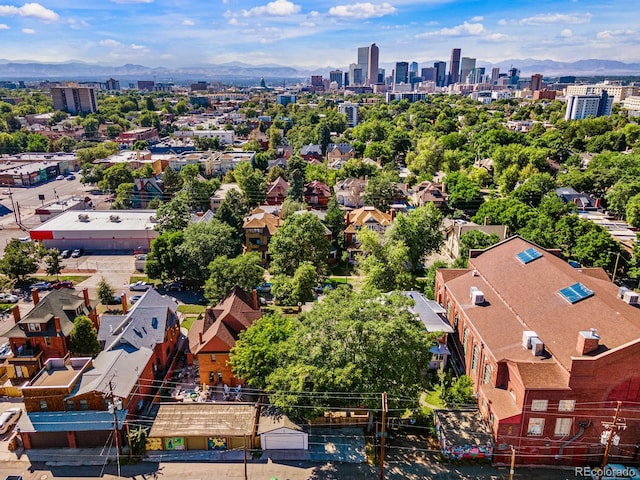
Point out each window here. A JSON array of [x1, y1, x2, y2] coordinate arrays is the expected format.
[[433, 354, 443, 361], [555, 418, 572, 436], [483, 364, 492, 384], [79, 399, 88, 411], [454, 314, 459, 330], [471, 345, 479, 372], [531, 400, 548, 412], [559, 400, 576, 412], [217, 372, 223, 382], [209, 372, 215, 382], [28, 323, 41, 332], [44, 336, 51, 346], [210, 354, 216, 362], [40, 400, 48, 411], [66, 400, 75, 411], [527, 418, 544, 436], [463, 328, 469, 353]]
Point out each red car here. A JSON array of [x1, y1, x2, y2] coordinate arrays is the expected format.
[[51, 281, 74, 289]]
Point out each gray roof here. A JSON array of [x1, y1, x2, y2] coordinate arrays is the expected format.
[[402, 291, 454, 334], [18, 409, 127, 433]]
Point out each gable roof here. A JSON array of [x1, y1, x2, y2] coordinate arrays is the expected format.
[[346, 206, 393, 228], [266, 176, 289, 197], [242, 209, 282, 234]]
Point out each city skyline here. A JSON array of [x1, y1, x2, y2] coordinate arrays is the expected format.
[[0, 0, 638, 69]]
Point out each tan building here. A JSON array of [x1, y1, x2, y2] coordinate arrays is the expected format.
[[242, 207, 283, 263], [50, 86, 98, 114], [564, 83, 639, 103]]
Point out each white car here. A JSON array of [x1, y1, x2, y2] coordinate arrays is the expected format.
[[129, 281, 152, 291], [0, 293, 19, 303], [0, 407, 21, 435]]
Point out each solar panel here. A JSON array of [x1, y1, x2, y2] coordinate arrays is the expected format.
[[516, 247, 543, 264], [559, 283, 594, 304]]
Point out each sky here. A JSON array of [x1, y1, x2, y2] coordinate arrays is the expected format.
[[0, 0, 639, 69]]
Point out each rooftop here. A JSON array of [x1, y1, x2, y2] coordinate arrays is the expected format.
[[26, 357, 91, 388], [149, 403, 256, 437], [30, 209, 158, 233]]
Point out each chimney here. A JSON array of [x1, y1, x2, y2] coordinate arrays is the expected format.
[[12, 304, 21, 323], [252, 289, 258, 310], [121, 293, 128, 314], [390, 208, 396, 220], [83, 288, 90, 307], [577, 329, 600, 355], [31, 288, 40, 306], [199, 332, 203, 344], [54, 316, 62, 335]]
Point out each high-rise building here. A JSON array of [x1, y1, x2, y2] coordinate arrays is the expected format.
[[349, 64, 364, 86], [508, 67, 520, 86], [51, 86, 98, 114], [329, 70, 343, 88], [356, 46, 369, 85], [530, 74, 543, 92], [460, 57, 476, 84], [394, 62, 409, 86], [491, 67, 500, 85], [137, 80, 155, 91], [311, 75, 323, 87], [338, 102, 359, 127], [448, 48, 461, 85], [367, 43, 379, 86], [468, 67, 485, 85], [421, 67, 436, 82], [434, 61, 447, 87], [564, 94, 613, 121], [105, 78, 120, 91], [377, 68, 385, 85]]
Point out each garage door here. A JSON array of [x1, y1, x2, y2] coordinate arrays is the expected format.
[[28, 431, 68, 449], [263, 434, 305, 450]]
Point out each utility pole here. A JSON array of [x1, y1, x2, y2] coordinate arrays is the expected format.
[[243, 433, 248, 480], [611, 252, 621, 284], [107, 379, 123, 478], [509, 445, 516, 480], [379, 392, 387, 480], [601, 401, 624, 472]]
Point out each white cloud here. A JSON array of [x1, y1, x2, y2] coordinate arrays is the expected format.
[[0, 22, 8, 29], [241, 0, 301, 17], [519, 13, 592, 25], [470, 16, 483, 22], [308, 10, 318, 17], [328, 2, 397, 19], [485, 32, 507, 41], [300, 21, 315, 28], [561, 28, 573, 37], [0, 2, 59, 22], [417, 21, 484, 37], [21, 27, 35, 33], [130, 43, 146, 50], [497, 19, 507, 26], [596, 29, 634, 40], [182, 19, 195, 26], [99, 38, 123, 47], [68, 18, 90, 28], [228, 17, 248, 26]]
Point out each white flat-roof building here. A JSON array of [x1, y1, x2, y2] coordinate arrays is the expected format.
[[29, 210, 159, 252]]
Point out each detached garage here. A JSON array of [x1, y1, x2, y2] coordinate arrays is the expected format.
[[259, 413, 308, 451]]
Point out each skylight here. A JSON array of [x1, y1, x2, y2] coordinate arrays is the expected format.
[[516, 247, 543, 264], [559, 283, 594, 304]]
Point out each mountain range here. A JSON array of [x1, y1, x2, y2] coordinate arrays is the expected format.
[[0, 58, 639, 82]]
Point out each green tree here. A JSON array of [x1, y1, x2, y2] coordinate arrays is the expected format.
[[162, 166, 183, 195], [0, 239, 43, 281], [442, 375, 475, 407], [443, 171, 483, 212], [324, 196, 346, 251], [98, 163, 134, 194], [231, 289, 436, 418], [268, 212, 330, 275], [234, 161, 267, 206], [44, 248, 63, 280], [363, 172, 398, 212], [113, 182, 135, 209], [204, 253, 265, 305], [69, 315, 101, 356], [155, 195, 191, 233], [97, 277, 115, 306], [215, 187, 249, 234], [26, 133, 50, 152], [387, 204, 444, 273], [454, 231, 501, 268], [271, 261, 317, 306], [145, 231, 185, 282], [626, 193, 640, 228]]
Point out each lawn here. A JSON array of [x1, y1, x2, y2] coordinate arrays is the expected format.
[[181, 315, 199, 331], [421, 387, 446, 410], [32, 275, 92, 283], [177, 304, 206, 314]]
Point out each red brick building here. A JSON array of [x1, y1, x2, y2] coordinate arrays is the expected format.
[[435, 236, 640, 466]]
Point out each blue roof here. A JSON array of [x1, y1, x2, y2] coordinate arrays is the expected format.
[[559, 283, 594, 304], [19, 410, 127, 433], [516, 247, 542, 264]]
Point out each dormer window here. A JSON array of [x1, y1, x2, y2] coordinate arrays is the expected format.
[[28, 323, 41, 332]]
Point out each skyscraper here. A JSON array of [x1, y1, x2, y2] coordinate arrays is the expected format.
[[367, 43, 379, 86], [491, 67, 500, 85], [349, 64, 364, 86], [51, 86, 98, 114], [460, 57, 476, 84], [530, 73, 543, 91], [421, 67, 436, 82], [394, 62, 409, 86], [330, 70, 343, 88], [356, 46, 369, 86], [448, 48, 461, 85], [434, 61, 447, 87]]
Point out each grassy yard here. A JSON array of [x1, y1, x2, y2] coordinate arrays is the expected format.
[[32, 275, 92, 283], [421, 387, 446, 410], [129, 275, 160, 284], [180, 315, 199, 331], [177, 304, 206, 314]]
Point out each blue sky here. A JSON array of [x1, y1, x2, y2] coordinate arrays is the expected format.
[[0, 0, 638, 68]]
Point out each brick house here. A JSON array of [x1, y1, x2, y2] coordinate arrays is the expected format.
[[187, 287, 261, 387], [242, 207, 283, 263], [411, 181, 448, 209], [435, 236, 640, 466], [344, 206, 393, 259], [326, 143, 355, 163], [1, 288, 98, 382], [300, 144, 323, 162], [265, 176, 289, 205], [304, 180, 332, 209]]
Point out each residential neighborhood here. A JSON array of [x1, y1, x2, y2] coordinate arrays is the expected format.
[[0, 41, 639, 480]]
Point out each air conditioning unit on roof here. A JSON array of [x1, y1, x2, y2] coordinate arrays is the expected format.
[[623, 290, 639, 305]]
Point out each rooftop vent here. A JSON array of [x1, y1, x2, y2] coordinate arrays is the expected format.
[[149, 215, 157, 223], [78, 213, 90, 222], [522, 331, 538, 349], [577, 329, 600, 355], [109, 215, 121, 223], [531, 337, 544, 356], [623, 290, 639, 305], [470, 286, 484, 305]]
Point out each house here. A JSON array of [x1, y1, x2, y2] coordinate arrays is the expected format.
[[334, 177, 367, 208], [132, 177, 164, 209], [259, 411, 308, 450], [1, 288, 98, 382], [242, 207, 283, 263], [210, 183, 241, 214], [402, 291, 453, 370], [326, 143, 355, 163], [441, 219, 508, 261], [435, 235, 640, 466], [187, 287, 261, 387], [344, 206, 393, 259], [411, 181, 448, 209], [304, 180, 332, 209], [300, 144, 323, 162], [266, 176, 289, 205], [555, 187, 600, 211]]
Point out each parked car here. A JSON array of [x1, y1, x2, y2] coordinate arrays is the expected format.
[[71, 248, 83, 258], [0, 407, 21, 435], [55, 174, 65, 181], [256, 283, 272, 294], [66, 174, 76, 181], [5, 476, 23, 480], [130, 295, 142, 304], [106, 294, 122, 305], [51, 280, 74, 289], [129, 281, 152, 291], [314, 282, 335, 294], [61, 249, 72, 258], [0, 343, 12, 359], [0, 293, 19, 303], [29, 281, 51, 291], [164, 281, 183, 291]]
